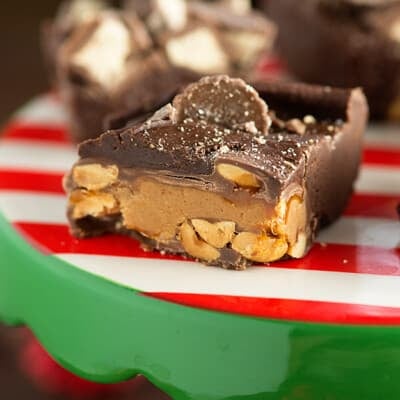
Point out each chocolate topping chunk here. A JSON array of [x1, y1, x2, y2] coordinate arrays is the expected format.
[[173, 75, 270, 134]]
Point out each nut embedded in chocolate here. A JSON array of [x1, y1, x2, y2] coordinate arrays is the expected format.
[[191, 219, 236, 248], [73, 163, 119, 190], [65, 76, 368, 269], [179, 221, 221, 262], [216, 163, 261, 188]]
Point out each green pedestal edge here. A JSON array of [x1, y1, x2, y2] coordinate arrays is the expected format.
[[1, 213, 400, 400]]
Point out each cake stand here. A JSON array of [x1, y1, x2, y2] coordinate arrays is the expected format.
[[0, 94, 399, 400]]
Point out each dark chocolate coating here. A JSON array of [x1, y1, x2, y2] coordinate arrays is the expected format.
[[268, 0, 400, 119]]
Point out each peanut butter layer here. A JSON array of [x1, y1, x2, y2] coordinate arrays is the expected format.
[[68, 166, 307, 269], [65, 76, 368, 269], [116, 177, 272, 241]]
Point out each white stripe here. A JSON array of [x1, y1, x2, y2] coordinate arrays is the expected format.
[[57, 253, 400, 308], [0, 140, 76, 173], [355, 166, 400, 195], [365, 124, 400, 149], [0, 191, 398, 248], [0, 192, 67, 224], [13, 95, 68, 126], [317, 217, 400, 248]]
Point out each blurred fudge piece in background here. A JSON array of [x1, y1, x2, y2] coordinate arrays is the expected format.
[[266, 0, 400, 120]]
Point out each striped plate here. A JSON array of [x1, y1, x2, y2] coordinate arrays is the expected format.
[[1, 94, 399, 326]]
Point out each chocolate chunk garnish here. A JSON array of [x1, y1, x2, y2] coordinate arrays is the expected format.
[[173, 75, 270, 134]]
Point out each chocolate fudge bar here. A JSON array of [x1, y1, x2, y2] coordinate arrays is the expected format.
[[64, 76, 367, 269], [124, 0, 276, 76], [57, 9, 183, 143], [267, 0, 400, 119]]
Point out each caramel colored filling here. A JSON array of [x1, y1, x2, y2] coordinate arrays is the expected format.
[[115, 177, 271, 242]]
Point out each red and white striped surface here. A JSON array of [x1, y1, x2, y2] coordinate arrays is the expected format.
[[1, 94, 399, 325]]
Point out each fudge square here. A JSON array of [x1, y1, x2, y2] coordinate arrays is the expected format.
[[64, 75, 368, 269]]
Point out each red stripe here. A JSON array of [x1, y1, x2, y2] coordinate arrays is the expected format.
[[344, 193, 400, 219], [2, 123, 69, 144], [14, 222, 400, 325], [0, 170, 64, 193], [14, 223, 182, 261], [145, 293, 400, 325], [363, 147, 400, 167], [14, 223, 400, 276]]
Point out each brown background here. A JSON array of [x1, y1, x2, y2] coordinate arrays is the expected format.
[[0, 1, 62, 124], [1, 1, 61, 396], [0, 2, 169, 399]]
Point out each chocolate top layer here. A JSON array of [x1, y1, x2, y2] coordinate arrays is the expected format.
[[80, 118, 311, 178], [78, 76, 363, 187]]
